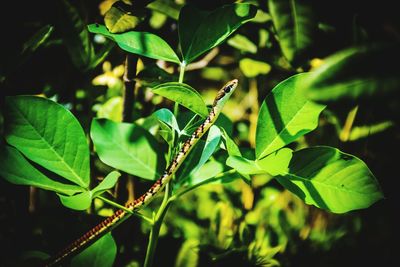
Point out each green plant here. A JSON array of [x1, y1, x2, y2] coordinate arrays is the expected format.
[[1, 1, 396, 266]]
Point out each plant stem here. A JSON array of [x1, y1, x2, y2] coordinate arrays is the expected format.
[[174, 62, 186, 116], [171, 169, 237, 200], [97, 195, 153, 224], [144, 183, 173, 267], [143, 61, 187, 266]]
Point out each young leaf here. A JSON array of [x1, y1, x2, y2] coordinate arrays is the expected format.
[[276, 146, 384, 213], [153, 108, 180, 134], [58, 191, 92, 211], [255, 73, 325, 159], [71, 233, 117, 267], [92, 171, 121, 198], [0, 145, 83, 196], [152, 82, 208, 117], [91, 118, 165, 180], [4, 96, 90, 188], [268, 0, 316, 65], [88, 24, 180, 64], [300, 44, 400, 102], [179, 3, 257, 63]]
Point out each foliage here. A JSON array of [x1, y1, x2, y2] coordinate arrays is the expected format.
[[1, 1, 397, 267]]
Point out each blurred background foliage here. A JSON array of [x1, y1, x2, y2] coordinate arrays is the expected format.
[[0, 0, 398, 266]]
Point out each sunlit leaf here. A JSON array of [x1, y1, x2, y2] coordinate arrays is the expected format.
[[88, 24, 180, 63], [71, 233, 117, 267], [96, 96, 123, 122], [149, 11, 167, 29], [255, 73, 325, 159], [92, 171, 121, 197], [91, 118, 165, 180], [227, 155, 263, 175], [300, 44, 400, 102], [257, 148, 293, 176], [58, 191, 92, 211], [104, 5, 143, 33], [175, 239, 199, 267], [269, 0, 316, 65], [276, 146, 384, 213], [239, 58, 271, 78], [179, 3, 257, 63], [227, 148, 292, 176], [348, 121, 394, 141], [4, 96, 90, 188], [0, 145, 83, 195], [227, 34, 257, 54], [252, 9, 272, 23], [152, 82, 208, 117]]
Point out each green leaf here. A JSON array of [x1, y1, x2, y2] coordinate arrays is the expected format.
[[276, 146, 384, 213], [220, 127, 250, 184], [227, 148, 292, 176], [153, 108, 179, 146], [179, 3, 257, 63], [0, 145, 83, 196], [104, 5, 143, 33], [71, 233, 117, 267], [22, 25, 54, 54], [257, 148, 293, 176], [147, 0, 182, 20], [152, 82, 208, 117], [300, 44, 400, 102], [220, 128, 241, 157], [4, 96, 90, 188], [58, 191, 92, 211], [91, 118, 165, 180], [177, 125, 221, 183], [153, 108, 180, 134], [239, 58, 271, 78], [59, 0, 94, 71], [190, 125, 221, 175], [268, 0, 316, 65], [189, 160, 224, 185], [175, 239, 199, 267], [92, 171, 121, 198], [255, 73, 325, 159], [89, 41, 115, 70], [226, 156, 263, 175], [88, 24, 180, 64], [227, 34, 257, 54], [348, 121, 394, 141]]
